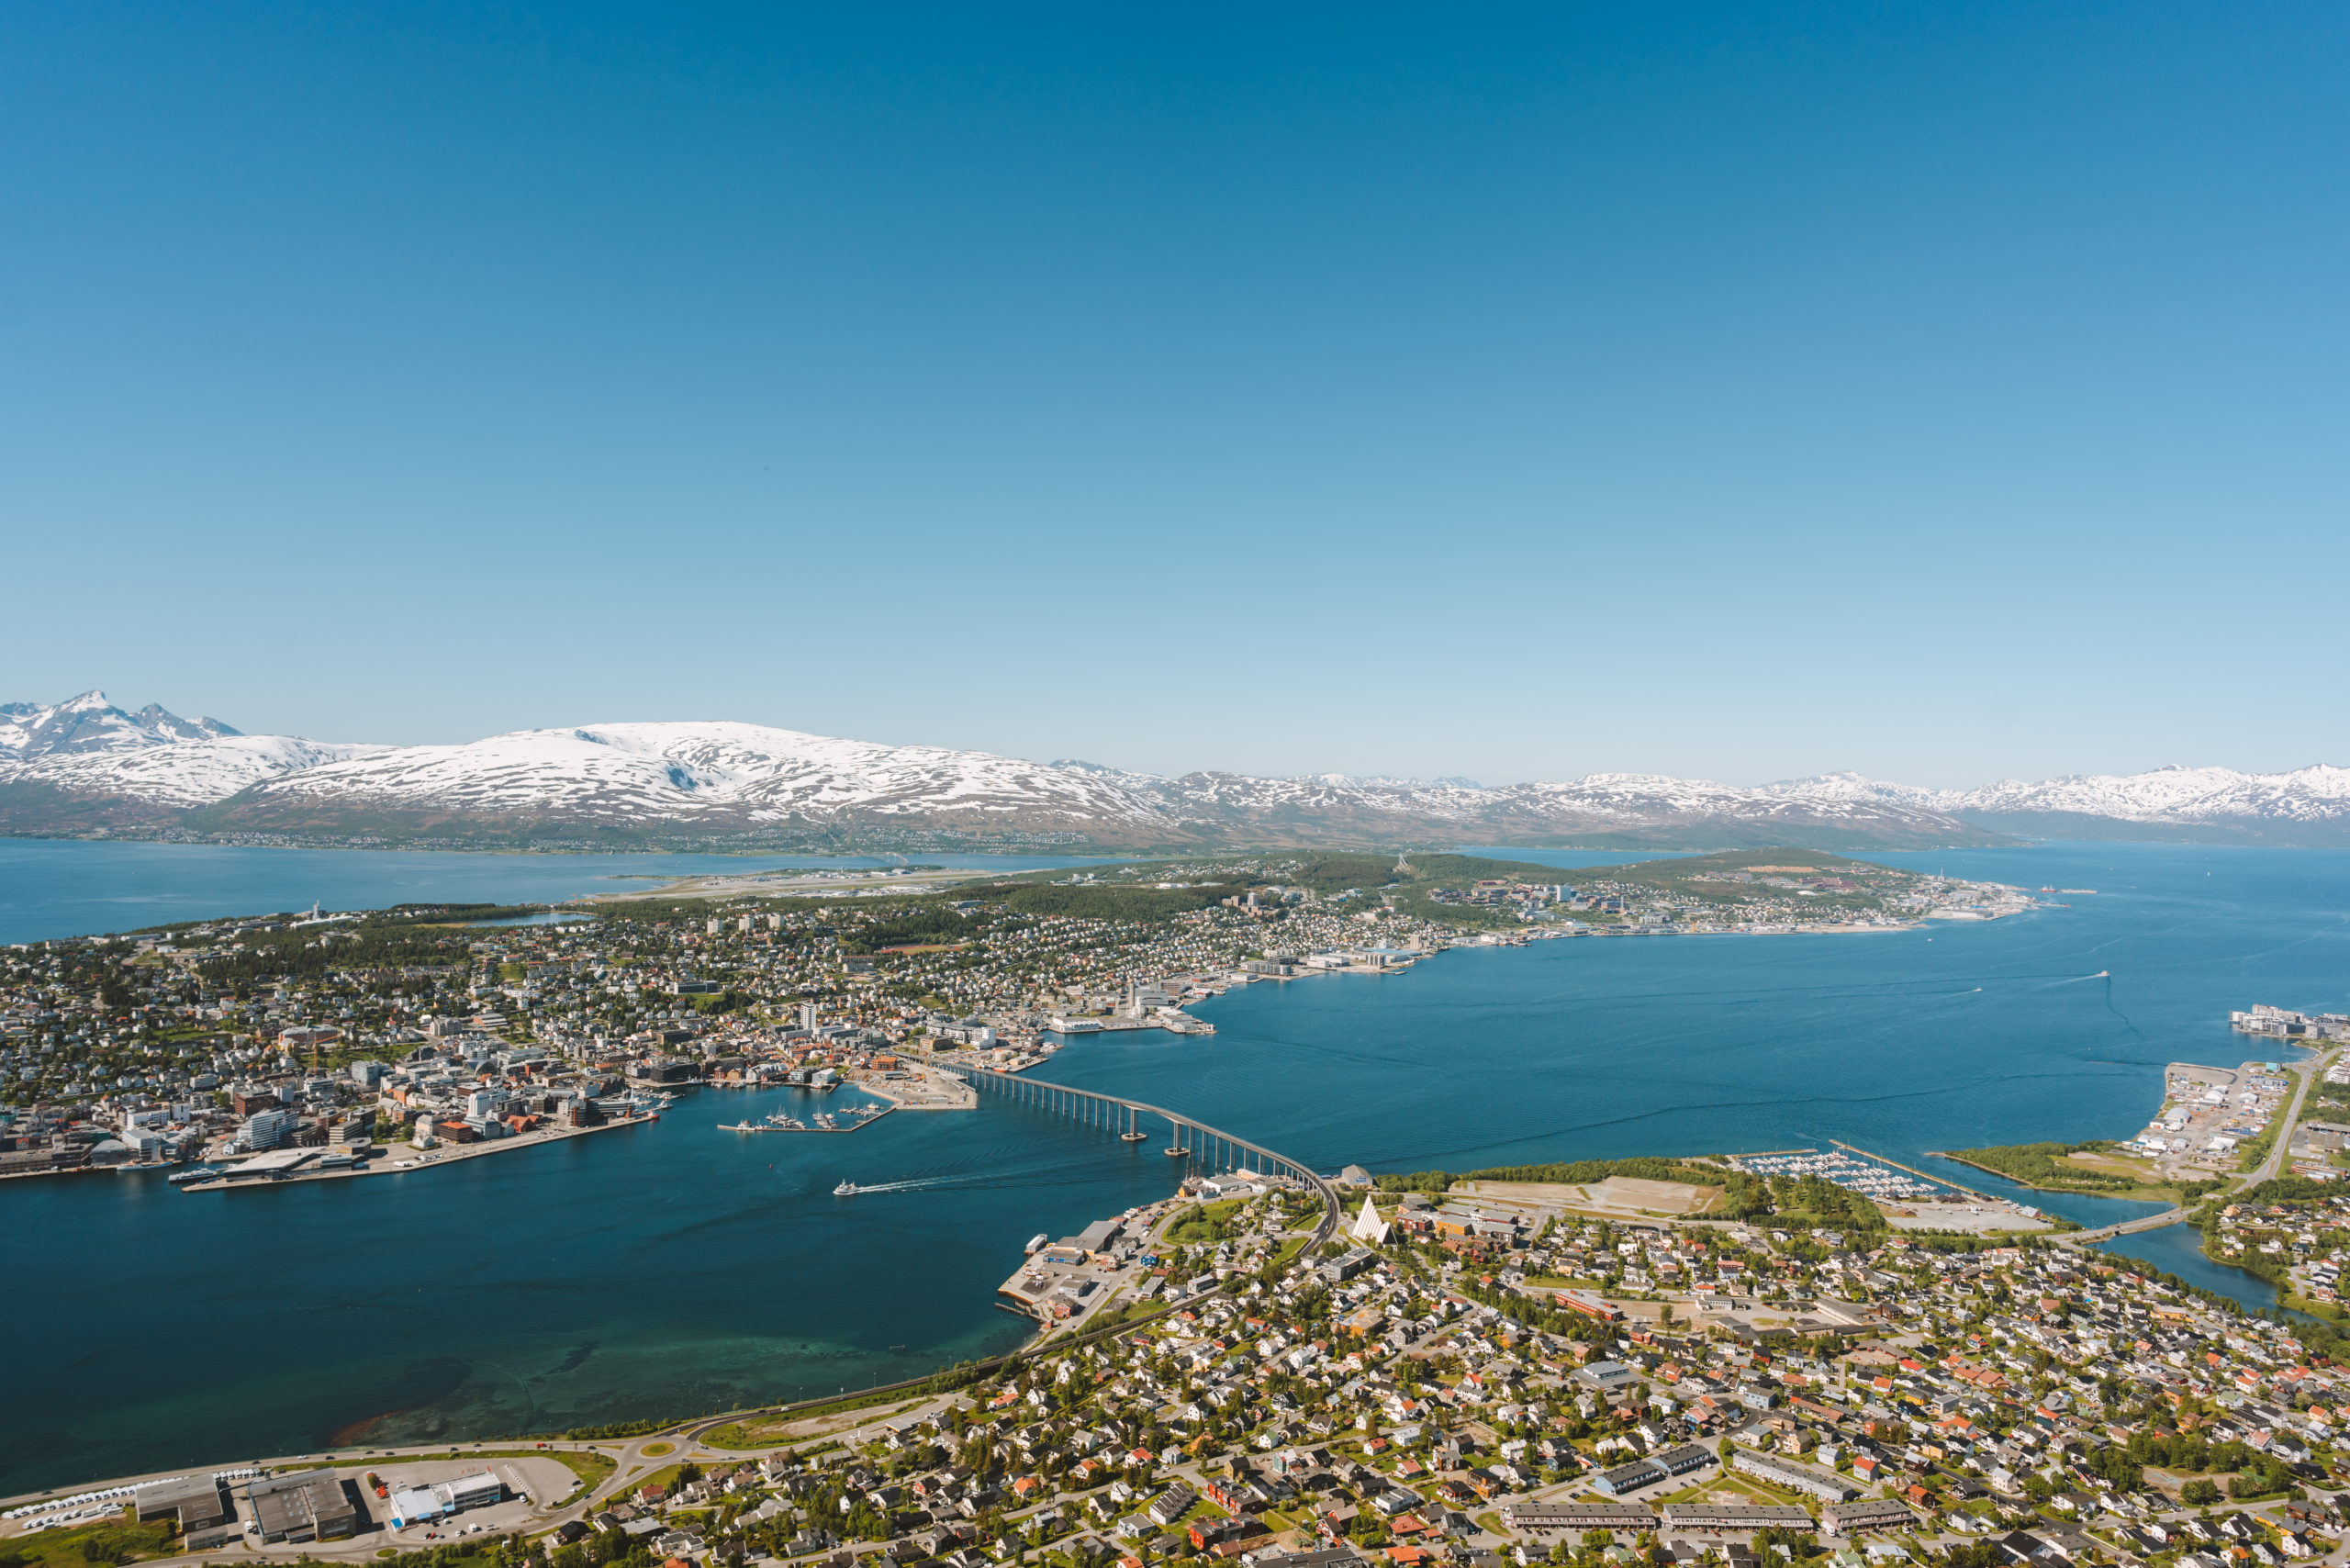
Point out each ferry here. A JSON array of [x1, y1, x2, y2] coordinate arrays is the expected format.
[[169, 1166, 221, 1185], [834, 1179, 864, 1196]]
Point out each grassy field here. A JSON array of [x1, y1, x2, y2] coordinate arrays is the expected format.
[[621, 1462, 690, 1500], [700, 1421, 792, 1450], [2, 1516, 177, 1568], [1937, 1140, 2206, 1202], [701, 1394, 927, 1450], [1164, 1199, 1248, 1245]]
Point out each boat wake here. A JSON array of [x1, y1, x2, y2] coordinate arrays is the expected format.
[[830, 1175, 957, 1195]]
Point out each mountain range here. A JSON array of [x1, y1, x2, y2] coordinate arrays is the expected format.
[[6, 690, 2348, 851]]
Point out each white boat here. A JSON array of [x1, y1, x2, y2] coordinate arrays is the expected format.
[[834, 1180, 862, 1196]]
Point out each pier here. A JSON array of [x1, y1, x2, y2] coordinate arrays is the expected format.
[[719, 1104, 892, 1135]]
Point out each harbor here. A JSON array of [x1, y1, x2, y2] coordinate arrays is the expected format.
[[166, 1109, 656, 1193], [715, 1060, 978, 1136], [720, 1101, 894, 1135]]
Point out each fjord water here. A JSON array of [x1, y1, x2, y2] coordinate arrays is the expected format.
[[0, 839, 1112, 946], [5, 843, 2346, 1495], [1058, 844, 2350, 1177], [0, 1092, 1173, 1495]]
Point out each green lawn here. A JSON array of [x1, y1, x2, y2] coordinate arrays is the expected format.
[[3, 1515, 177, 1568], [624, 1462, 692, 1500]]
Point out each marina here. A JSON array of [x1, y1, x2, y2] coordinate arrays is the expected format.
[[2, 843, 2336, 1495], [719, 1102, 894, 1135], [1724, 1144, 1960, 1203]]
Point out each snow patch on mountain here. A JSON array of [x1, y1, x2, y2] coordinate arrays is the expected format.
[[0, 690, 241, 757], [241, 722, 1180, 825], [1762, 765, 2350, 826], [14, 735, 389, 809], [1942, 764, 2350, 824], [0, 692, 380, 808], [6, 689, 2346, 844]]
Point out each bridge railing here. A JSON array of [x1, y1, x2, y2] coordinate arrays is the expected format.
[[940, 1062, 1340, 1229]]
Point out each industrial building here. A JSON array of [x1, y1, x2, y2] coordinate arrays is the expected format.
[[387, 1471, 505, 1529], [134, 1474, 229, 1533], [243, 1470, 358, 1543]]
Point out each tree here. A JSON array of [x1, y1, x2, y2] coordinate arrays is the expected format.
[[2181, 1478, 2221, 1506]]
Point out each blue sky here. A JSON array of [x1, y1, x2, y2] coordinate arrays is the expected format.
[[4, 4, 2344, 788]]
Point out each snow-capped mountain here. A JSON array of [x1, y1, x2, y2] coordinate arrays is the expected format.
[[188, 729, 2001, 848], [1762, 766, 2350, 843], [1, 689, 241, 756], [5, 690, 2346, 848], [1942, 764, 2350, 827], [0, 692, 383, 815], [224, 722, 1180, 833]]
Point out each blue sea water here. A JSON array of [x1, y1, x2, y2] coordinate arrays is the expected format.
[[3, 840, 2345, 1495], [1058, 843, 2350, 1175], [0, 1090, 1170, 1495], [0, 839, 1113, 946]]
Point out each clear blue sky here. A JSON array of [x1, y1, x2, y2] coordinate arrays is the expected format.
[[4, 4, 2344, 788]]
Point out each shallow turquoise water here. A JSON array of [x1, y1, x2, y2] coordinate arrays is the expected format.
[[4, 841, 2344, 1495]]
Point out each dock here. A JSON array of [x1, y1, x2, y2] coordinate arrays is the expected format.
[[174, 1113, 651, 1192], [720, 1103, 894, 1135]]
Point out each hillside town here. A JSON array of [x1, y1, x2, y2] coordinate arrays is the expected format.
[[0, 855, 2027, 1174], [12, 1173, 2350, 1568]]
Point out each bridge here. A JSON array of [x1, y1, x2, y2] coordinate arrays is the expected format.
[[940, 1063, 1340, 1230]]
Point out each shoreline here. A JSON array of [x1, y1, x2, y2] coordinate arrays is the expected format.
[[8, 858, 2259, 1513], [0, 1084, 1340, 1517], [169, 1113, 654, 1193]]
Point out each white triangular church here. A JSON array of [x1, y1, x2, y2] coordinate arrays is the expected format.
[[1350, 1194, 1391, 1246]]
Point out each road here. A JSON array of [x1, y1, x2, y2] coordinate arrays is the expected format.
[[14, 1174, 1345, 1568], [2061, 1047, 2334, 1247]]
